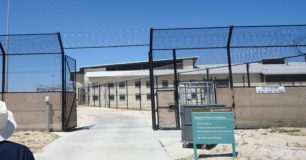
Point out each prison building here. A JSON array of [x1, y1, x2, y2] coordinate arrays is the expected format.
[[75, 57, 306, 110]]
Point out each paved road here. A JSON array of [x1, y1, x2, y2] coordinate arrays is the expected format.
[[35, 108, 170, 160]]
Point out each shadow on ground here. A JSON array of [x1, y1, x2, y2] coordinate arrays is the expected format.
[[198, 152, 238, 159], [67, 125, 95, 132]]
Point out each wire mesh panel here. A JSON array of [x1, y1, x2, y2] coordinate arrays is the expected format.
[[0, 33, 77, 131], [0, 34, 62, 92], [65, 55, 77, 129]]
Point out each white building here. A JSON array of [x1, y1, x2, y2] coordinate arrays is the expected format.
[[75, 57, 306, 110]]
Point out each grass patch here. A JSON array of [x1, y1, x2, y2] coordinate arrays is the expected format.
[[270, 128, 301, 134], [9, 131, 60, 153], [175, 155, 193, 160]]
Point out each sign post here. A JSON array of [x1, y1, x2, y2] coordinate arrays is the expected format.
[[192, 111, 236, 159]]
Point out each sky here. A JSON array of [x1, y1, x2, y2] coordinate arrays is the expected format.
[[1, 0, 306, 67], [0, 0, 306, 91]]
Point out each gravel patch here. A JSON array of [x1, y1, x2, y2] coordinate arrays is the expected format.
[[8, 131, 60, 153], [162, 128, 306, 160]]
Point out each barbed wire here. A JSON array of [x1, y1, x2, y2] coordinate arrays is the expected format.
[[62, 28, 149, 49]]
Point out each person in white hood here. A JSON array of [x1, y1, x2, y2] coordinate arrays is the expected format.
[[0, 101, 34, 160]]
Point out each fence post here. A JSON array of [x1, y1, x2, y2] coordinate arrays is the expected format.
[[246, 63, 251, 87], [139, 79, 142, 111], [173, 49, 180, 129], [99, 85, 101, 107], [226, 26, 234, 89], [108, 84, 111, 108], [0, 43, 6, 100], [93, 86, 96, 107], [149, 28, 157, 130], [116, 82, 118, 109], [57, 32, 67, 131], [126, 81, 129, 109], [87, 87, 90, 106]]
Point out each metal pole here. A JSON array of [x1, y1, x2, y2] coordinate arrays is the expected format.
[[195, 87, 199, 105], [149, 28, 157, 130], [126, 81, 128, 109], [213, 81, 217, 104], [246, 63, 251, 87], [45, 96, 50, 132], [5, 0, 11, 93], [226, 26, 234, 89], [206, 68, 209, 80], [155, 76, 160, 127], [173, 49, 180, 129], [116, 82, 118, 109], [139, 79, 142, 111], [87, 87, 90, 106], [104, 84, 107, 108], [108, 85, 111, 108], [99, 85, 101, 107], [93, 86, 96, 107], [57, 32, 66, 131], [0, 43, 6, 100]]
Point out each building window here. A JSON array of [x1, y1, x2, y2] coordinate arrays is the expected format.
[[215, 79, 229, 88], [135, 94, 141, 101], [135, 80, 141, 88], [146, 93, 151, 101], [91, 82, 99, 88], [119, 82, 125, 88], [108, 83, 114, 88], [119, 94, 125, 101], [109, 94, 114, 101], [162, 80, 168, 88], [191, 93, 197, 99], [146, 80, 150, 88], [93, 95, 99, 101]]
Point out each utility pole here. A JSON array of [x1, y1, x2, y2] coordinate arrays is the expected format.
[[5, 0, 11, 92]]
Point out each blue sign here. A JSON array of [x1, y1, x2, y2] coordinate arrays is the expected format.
[[192, 111, 236, 160]]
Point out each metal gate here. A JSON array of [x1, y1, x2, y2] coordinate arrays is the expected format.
[[156, 89, 179, 129], [63, 55, 77, 130], [178, 81, 216, 106]]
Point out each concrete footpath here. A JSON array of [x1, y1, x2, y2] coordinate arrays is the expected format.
[[35, 107, 170, 160]]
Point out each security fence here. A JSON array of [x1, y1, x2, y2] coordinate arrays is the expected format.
[[149, 25, 306, 130], [78, 76, 152, 111], [0, 33, 76, 131]]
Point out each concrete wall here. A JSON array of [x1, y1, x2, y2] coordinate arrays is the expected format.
[[216, 87, 306, 128], [4, 92, 77, 131], [66, 92, 77, 129], [4, 92, 63, 131]]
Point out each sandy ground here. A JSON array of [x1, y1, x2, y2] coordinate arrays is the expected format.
[[6, 107, 93, 154], [8, 131, 60, 153], [161, 128, 306, 160], [35, 106, 169, 160], [10, 106, 306, 160]]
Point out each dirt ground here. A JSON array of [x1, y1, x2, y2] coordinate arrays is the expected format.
[[174, 128, 306, 160], [8, 131, 60, 153], [6, 107, 95, 154]]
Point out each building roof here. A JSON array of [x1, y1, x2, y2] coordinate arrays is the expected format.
[[79, 56, 198, 73], [84, 62, 306, 78]]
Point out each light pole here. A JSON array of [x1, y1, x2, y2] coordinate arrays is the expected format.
[[5, 0, 11, 92]]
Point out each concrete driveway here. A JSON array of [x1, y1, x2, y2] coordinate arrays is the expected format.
[[35, 107, 170, 160]]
